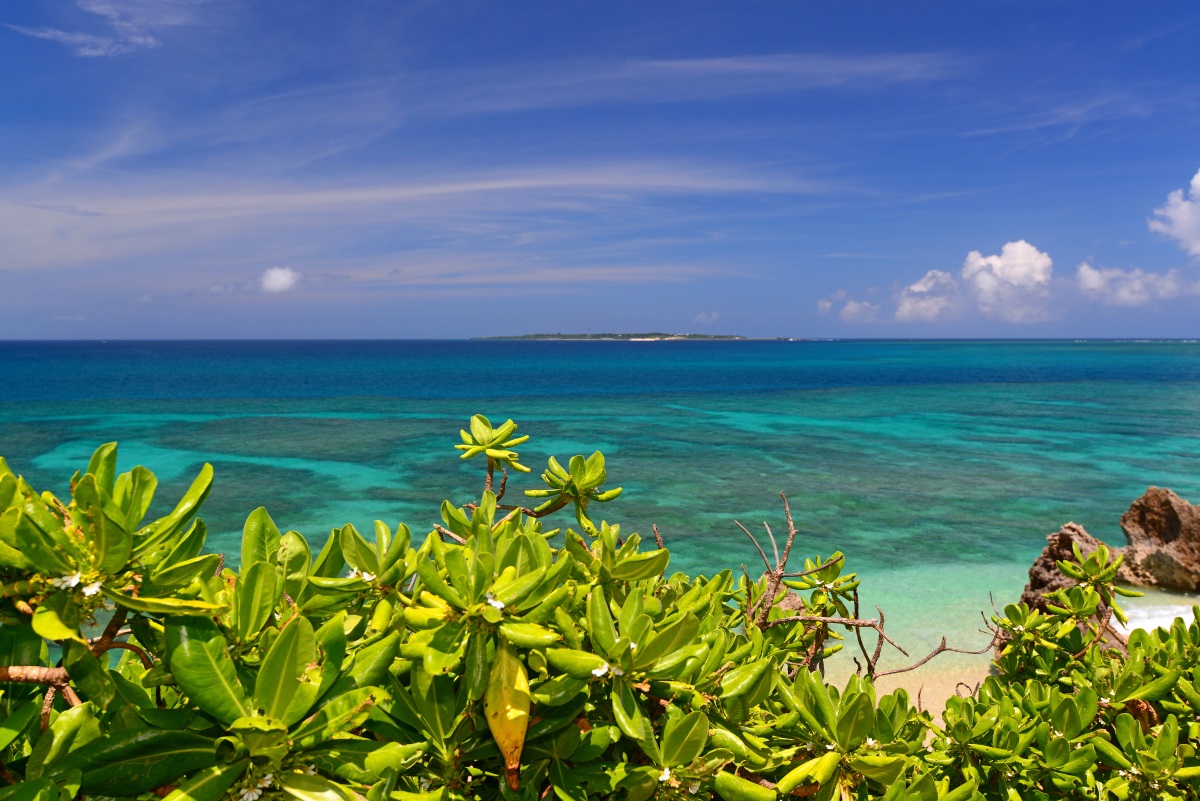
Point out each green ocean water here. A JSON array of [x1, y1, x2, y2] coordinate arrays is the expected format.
[[3, 339, 1199, 665]]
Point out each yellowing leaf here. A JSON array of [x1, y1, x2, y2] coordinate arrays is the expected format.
[[485, 638, 530, 791]]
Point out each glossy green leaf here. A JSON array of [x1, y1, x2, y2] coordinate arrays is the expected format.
[[278, 772, 356, 801], [612, 680, 646, 740], [165, 616, 249, 725], [235, 561, 279, 641], [278, 531, 311, 600], [73, 473, 132, 575], [292, 687, 381, 748], [161, 759, 249, 801], [31, 591, 86, 645], [0, 698, 40, 752], [609, 549, 670, 581], [0, 778, 57, 801], [102, 588, 225, 616], [241, 506, 282, 569], [255, 616, 315, 721], [661, 710, 709, 767], [27, 701, 100, 779], [54, 728, 218, 796], [62, 640, 116, 710]]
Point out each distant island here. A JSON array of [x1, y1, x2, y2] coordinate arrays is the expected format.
[[478, 332, 759, 341]]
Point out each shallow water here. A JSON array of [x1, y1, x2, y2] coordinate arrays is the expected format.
[[3, 339, 1199, 658]]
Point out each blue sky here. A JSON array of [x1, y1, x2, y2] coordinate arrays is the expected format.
[[3, 2, 1200, 338]]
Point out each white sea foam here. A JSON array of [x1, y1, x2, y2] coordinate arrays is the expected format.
[[1118, 601, 1200, 634]]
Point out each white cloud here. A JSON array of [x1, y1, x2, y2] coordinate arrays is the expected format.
[[896, 269, 960, 322], [8, 0, 206, 57], [694, 311, 720, 324], [816, 298, 833, 314], [1149, 167, 1200, 257], [960, 240, 1054, 323], [261, 266, 300, 293], [1076, 262, 1187, 306], [839, 299, 880, 323]]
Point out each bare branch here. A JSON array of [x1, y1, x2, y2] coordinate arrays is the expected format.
[[653, 524, 665, 550], [778, 491, 801, 574], [735, 520, 772, 572], [765, 613, 909, 658], [852, 590, 872, 674], [495, 468, 509, 501], [763, 522, 780, 567], [870, 605, 888, 672], [433, 524, 467, 545], [783, 555, 844, 578], [874, 631, 1000, 679]]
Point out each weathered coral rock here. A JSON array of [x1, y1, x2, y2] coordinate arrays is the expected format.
[[1019, 522, 1114, 613], [1117, 487, 1200, 592]]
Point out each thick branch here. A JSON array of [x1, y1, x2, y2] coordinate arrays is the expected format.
[[91, 607, 129, 656], [0, 666, 69, 685], [97, 640, 154, 670]]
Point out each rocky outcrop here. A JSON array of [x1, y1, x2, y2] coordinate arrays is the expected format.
[[1018, 489, 1200, 608], [1019, 522, 1116, 613], [1118, 487, 1200, 592]]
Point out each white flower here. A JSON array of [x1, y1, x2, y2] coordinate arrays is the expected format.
[[303, 766, 317, 776], [238, 788, 262, 801], [658, 768, 671, 783], [591, 663, 609, 678], [688, 782, 700, 795], [486, 593, 505, 610], [611, 666, 625, 677], [347, 568, 361, 578], [419, 779, 432, 791], [258, 775, 273, 789], [361, 572, 376, 582], [51, 572, 81, 589], [81, 581, 102, 597], [864, 737, 878, 749]]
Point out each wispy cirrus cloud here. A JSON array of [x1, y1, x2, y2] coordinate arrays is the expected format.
[[433, 52, 961, 115], [8, 0, 210, 57], [0, 160, 805, 299]]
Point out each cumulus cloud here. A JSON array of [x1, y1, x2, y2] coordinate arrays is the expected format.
[[1076, 262, 1188, 306], [815, 290, 878, 322], [1149, 167, 1200, 257], [694, 311, 720, 324], [260, 266, 300, 293], [895, 269, 960, 322], [959, 240, 1053, 323], [839, 299, 880, 323]]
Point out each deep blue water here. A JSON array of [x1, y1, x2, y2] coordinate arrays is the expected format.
[[3, 339, 1199, 657]]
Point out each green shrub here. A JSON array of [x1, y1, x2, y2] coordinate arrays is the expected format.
[[0, 415, 1198, 801]]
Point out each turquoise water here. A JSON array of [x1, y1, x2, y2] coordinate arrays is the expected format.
[[3, 339, 1199, 664]]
